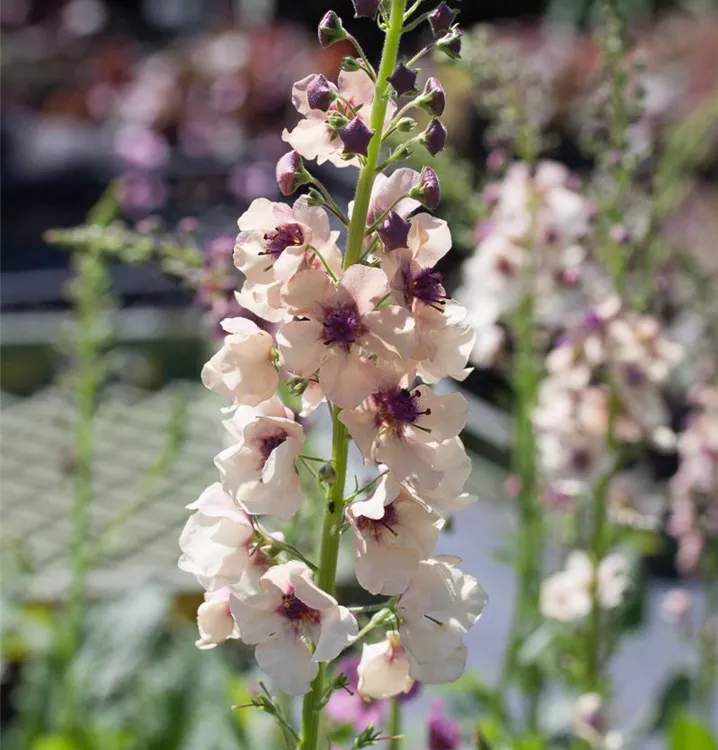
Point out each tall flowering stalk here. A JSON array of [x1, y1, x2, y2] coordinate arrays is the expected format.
[[178, 3, 486, 749]]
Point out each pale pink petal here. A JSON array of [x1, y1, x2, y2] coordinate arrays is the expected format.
[[277, 320, 325, 377], [282, 266, 335, 317], [337, 265, 389, 315], [229, 591, 286, 644], [363, 306, 416, 359], [357, 635, 413, 699], [282, 115, 337, 163], [319, 349, 380, 410], [235, 283, 291, 323], [339, 404, 380, 460], [350, 473, 399, 519], [313, 606, 358, 662], [369, 168, 421, 220], [408, 213, 452, 267], [337, 69, 375, 108], [408, 387, 468, 443], [255, 636, 317, 695]]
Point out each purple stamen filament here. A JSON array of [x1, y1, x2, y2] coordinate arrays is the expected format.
[[321, 304, 366, 352], [262, 223, 304, 260], [374, 387, 432, 435]]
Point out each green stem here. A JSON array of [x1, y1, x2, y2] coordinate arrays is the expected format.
[[299, 4, 406, 747], [696, 547, 718, 716], [388, 697, 402, 750], [343, 0, 407, 271]]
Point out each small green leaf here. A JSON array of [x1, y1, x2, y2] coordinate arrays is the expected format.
[[651, 673, 692, 732], [31, 736, 78, 750], [670, 712, 717, 750]]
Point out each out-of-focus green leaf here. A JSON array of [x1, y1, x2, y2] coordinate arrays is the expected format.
[[31, 736, 77, 750], [650, 673, 693, 733], [669, 712, 717, 750], [517, 622, 560, 666]]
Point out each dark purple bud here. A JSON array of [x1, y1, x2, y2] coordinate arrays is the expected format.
[[429, 3, 456, 37], [422, 119, 447, 156], [306, 74, 335, 111], [377, 211, 411, 252], [338, 117, 373, 156], [352, 0, 380, 18], [436, 28, 462, 59], [318, 11, 346, 48], [388, 63, 418, 97], [419, 77, 445, 116], [409, 166, 441, 210], [276, 150, 309, 196]]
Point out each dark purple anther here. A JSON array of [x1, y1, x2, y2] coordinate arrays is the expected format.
[[263, 223, 304, 258], [352, 0, 380, 17], [571, 448, 592, 471], [276, 150, 306, 196], [339, 117, 373, 156], [420, 77, 446, 116], [306, 74, 335, 111], [279, 590, 320, 624], [436, 28, 462, 59], [423, 119, 447, 156], [388, 63, 418, 97], [411, 267, 447, 308], [429, 3, 456, 37], [318, 10, 346, 48], [378, 211, 411, 252], [321, 304, 366, 351], [374, 387, 430, 433], [356, 502, 399, 540]]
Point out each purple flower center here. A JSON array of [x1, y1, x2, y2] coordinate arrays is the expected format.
[[374, 387, 431, 434], [571, 448, 592, 471], [260, 432, 287, 465], [263, 223, 304, 259], [409, 267, 446, 309], [321, 304, 366, 352], [278, 588, 320, 624], [356, 502, 399, 540], [583, 308, 603, 332]]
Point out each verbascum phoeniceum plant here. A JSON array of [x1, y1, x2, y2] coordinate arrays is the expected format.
[[177, 2, 487, 748]]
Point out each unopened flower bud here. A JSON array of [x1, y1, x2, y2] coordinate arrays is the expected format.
[[318, 10, 346, 48], [418, 77, 445, 116], [396, 117, 416, 132], [408, 166, 441, 210], [436, 28, 462, 59], [388, 63, 418, 97], [377, 211, 411, 251], [318, 462, 337, 485], [429, 3, 455, 37], [276, 150, 310, 196], [341, 56, 362, 72], [352, 0, 380, 18], [306, 187, 325, 207], [339, 117, 373, 156], [306, 74, 335, 111], [422, 119, 447, 156]]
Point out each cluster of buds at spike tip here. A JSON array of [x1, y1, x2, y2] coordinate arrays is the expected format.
[[318, 10, 347, 48], [352, 0, 380, 18]]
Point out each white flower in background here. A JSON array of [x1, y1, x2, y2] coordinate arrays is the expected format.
[[357, 630, 414, 700], [346, 474, 443, 595], [540, 551, 631, 622], [195, 587, 240, 650], [201, 317, 278, 406], [397, 556, 487, 683], [230, 561, 358, 695], [178, 482, 255, 591], [573, 692, 624, 749], [215, 396, 305, 521]]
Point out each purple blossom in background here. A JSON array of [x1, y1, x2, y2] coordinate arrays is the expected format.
[[228, 161, 279, 203], [427, 701, 461, 750], [325, 655, 387, 732], [118, 171, 167, 214], [114, 124, 170, 170]]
